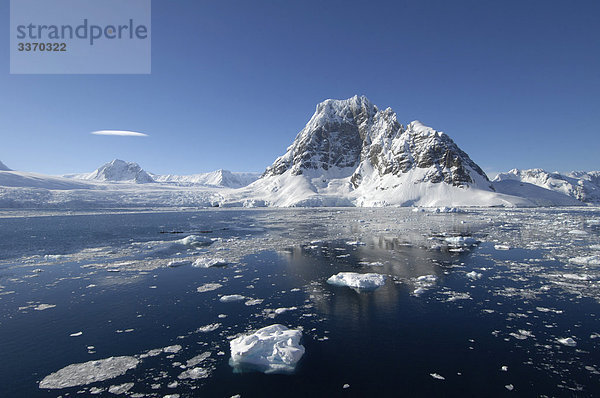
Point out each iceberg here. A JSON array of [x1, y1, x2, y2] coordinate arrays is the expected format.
[[326, 272, 386, 290], [229, 324, 305, 373]]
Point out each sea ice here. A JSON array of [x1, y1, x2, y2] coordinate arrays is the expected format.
[[430, 373, 445, 380], [196, 283, 223, 293], [39, 356, 139, 389], [326, 272, 386, 290], [34, 303, 56, 311], [179, 235, 214, 248], [108, 383, 134, 394], [569, 255, 600, 266], [556, 337, 577, 347], [229, 324, 305, 373], [220, 294, 246, 302], [178, 367, 209, 380], [466, 271, 482, 280], [193, 257, 228, 268], [196, 323, 221, 333]]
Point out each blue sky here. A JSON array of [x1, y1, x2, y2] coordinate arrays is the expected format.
[[1, 0, 599, 176]]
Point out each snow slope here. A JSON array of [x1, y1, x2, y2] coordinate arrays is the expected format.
[[494, 169, 600, 204], [153, 169, 259, 188]]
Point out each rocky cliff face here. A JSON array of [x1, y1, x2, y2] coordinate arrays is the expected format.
[[263, 95, 490, 189]]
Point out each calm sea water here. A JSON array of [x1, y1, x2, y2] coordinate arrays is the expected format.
[[0, 209, 599, 397]]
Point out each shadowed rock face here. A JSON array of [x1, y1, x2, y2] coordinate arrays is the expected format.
[[263, 95, 489, 187]]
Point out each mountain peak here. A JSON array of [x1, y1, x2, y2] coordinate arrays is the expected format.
[[87, 159, 154, 183], [263, 96, 489, 188], [0, 160, 11, 171]]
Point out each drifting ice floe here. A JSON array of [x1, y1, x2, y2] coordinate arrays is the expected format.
[[178, 367, 210, 380], [556, 337, 577, 347], [327, 272, 386, 290], [412, 274, 437, 296], [220, 294, 245, 302], [193, 257, 228, 268], [196, 283, 223, 293], [196, 323, 221, 333], [229, 324, 305, 373], [39, 356, 139, 389], [179, 235, 214, 248], [569, 255, 600, 266], [466, 271, 482, 280]]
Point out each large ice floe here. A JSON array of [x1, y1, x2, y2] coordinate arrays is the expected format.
[[39, 356, 139, 389], [327, 272, 387, 291], [229, 324, 305, 373]]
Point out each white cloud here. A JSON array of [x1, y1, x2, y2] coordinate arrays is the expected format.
[[91, 130, 148, 137]]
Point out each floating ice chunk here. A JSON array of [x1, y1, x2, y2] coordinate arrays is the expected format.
[[561, 273, 591, 281], [345, 241, 365, 246], [569, 255, 600, 266], [466, 271, 482, 280], [229, 324, 305, 374], [430, 373, 445, 380], [501, 365, 508, 371], [196, 323, 221, 333], [327, 272, 386, 290], [193, 257, 228, 268], [39, 356, 139, 389], [168, 259, 191, 267], [494, 244, 510, 250], [220, 294, 246, 302], [163, 345, 182, 354], [196, 283, 223, 293], [505, 384, 514, 391], [433, 207, 463, 213], [108, 383, 134, 394], [245, 298, 263, 306], [557, 337, 577, 347], [509, 330, 534, 340], [34, 304, 56, 311], [179, 235, 214, 248], [568, 229, 587, 235], [343, 384, 350, 389], [178, 367, 209, 380], [445, 236, 478, 247], [186, 352, 211, 367], [70, 331, 83, 337], [413, 287, 427, 296]]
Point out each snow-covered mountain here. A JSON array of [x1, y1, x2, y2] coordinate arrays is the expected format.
[[493, 169, 600, 203], [73, 159, 155, 184], [153, 169, 259, 188], [226, 95, 529, 207], [0, 160, 11, 171]]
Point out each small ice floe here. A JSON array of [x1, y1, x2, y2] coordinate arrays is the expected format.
[[193, 257, 228, 268], [163, 345, 182, 354], [569, 255, 600, 266], [509, 330, 534, 340], [220, 294, 246, 303], [536, 307, 563, 314], [412, 274, 437, 296], [501, 365, 508, 372], [34, 304, 56, 311], [179, 235, 214, 248], [591, 332, 600, 339], [69, 331, 83, 337], [359, 261, 384, 267], [327, 272, 386, 291], [345, 241, 365, 246], [433, 207, 463, 213], [245, 298, 263, 306], [466, 271, 482, 280], [494, 244, 510, 250], [168, 259, 191, 268], [505, 384, 514, 391], [196, 323, 221, 333], [108, 383, 134, 394], [186, 352, 211, 367], [568, 229, 587, 236], [556, 337, 577, 347], [430, 373, 445, 380], [560, 273, 591, 281], [39, 356, 139, 389], [178, 367, 210, 380], [196, 283, 223, 293], [229, 324, 305, 374], [444, 236, 479, 252], [264, 307, 298, 318], [343, 384, 350, 389]]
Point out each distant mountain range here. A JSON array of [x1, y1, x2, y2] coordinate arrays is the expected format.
[[1, 96, 598, 208]]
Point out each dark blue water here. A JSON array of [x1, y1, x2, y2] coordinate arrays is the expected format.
[[0, 210, 599, 397]]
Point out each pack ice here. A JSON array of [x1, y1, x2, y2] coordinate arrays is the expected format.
[[327, 272, 387, 290], [229, 324, 305, 373]]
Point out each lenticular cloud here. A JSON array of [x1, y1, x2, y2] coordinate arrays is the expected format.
[[91, 130, 148, 137]]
